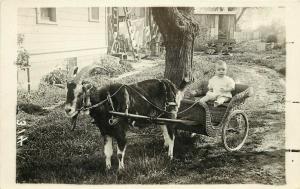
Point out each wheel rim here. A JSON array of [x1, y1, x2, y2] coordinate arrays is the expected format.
[[222, 110, 249, 152]]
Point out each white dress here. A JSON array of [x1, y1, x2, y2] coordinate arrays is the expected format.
[[207, 75, 235, 98]]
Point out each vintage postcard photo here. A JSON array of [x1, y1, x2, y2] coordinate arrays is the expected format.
[[1, 0, 300, 188]]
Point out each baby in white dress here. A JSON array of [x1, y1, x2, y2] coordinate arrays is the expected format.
[[200, 60, 235, 107]]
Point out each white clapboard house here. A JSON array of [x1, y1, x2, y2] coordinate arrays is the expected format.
[[17, 7, 108, 90]]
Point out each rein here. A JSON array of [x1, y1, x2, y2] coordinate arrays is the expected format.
[[77, 83, 198, 115], [77, 84, 125, 112]]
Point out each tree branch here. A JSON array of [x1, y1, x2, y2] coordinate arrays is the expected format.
[[235, 8, 247, 24]]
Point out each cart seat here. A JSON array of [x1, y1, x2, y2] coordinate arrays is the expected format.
[[193, 80, 250, 99], [177, 81, 252, 136], [188, 80, 253, 124]]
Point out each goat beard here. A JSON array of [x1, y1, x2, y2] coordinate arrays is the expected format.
[[70, 114, 78, 131]]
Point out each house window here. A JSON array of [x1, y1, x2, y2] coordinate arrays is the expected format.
[[89, 7, 100, 22], [36, 8, 57, 24]]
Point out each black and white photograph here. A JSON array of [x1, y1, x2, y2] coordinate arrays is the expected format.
[[0, 0, 300, 187]]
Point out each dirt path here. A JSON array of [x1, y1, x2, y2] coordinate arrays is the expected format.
[[229, 64, 285, 151], [236, 64, 285, 184], [182, 63, 286, 184], [229, 64, 285, 111]]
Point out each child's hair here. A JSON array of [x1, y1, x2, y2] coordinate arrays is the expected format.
[[215, 60, 227, 67]]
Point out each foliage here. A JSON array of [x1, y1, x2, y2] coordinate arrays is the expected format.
[[42, 69, 68, 85], [93, 56, 133, 77], [257, 22, 285, 43], [16, 34, 30, 68], [40, 55, 133, 87], [266, 34, 278, 43]]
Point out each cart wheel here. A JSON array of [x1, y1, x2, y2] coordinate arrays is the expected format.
[[222, 110, 249, 152]]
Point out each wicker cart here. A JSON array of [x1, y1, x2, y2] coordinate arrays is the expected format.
[[176, 81, 253, 151]]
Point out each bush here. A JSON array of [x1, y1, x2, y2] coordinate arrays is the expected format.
[[93, 55, 133, 77], [278, 67, 286, 76], [41, 69, 68, 85], [266, 34, 277, 43], [16, 34, 30, 68]]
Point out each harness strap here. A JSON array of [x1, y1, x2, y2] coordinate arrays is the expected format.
[[107, 92, 115, 111], [78, 82, 197, 116], [77, 84, 126, 112], [125, 84, 176, 114]]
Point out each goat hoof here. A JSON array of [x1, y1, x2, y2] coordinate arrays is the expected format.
[[105, 165, 113, 174], [118, 167, 125, 174]]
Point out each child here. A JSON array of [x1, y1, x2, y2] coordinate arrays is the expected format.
[[199, 60, 235, 107]]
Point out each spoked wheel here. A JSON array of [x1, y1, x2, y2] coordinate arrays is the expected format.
[[222, 110, 249, 152]]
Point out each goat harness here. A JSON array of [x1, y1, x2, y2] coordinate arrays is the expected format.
[[78, 80, 197, 125]]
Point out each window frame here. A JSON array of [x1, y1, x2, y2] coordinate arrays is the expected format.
[[36, 8, 57, 25], [88, 7, 100, 22]]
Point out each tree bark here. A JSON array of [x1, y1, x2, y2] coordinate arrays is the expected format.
[[151, 7, 199, 88]]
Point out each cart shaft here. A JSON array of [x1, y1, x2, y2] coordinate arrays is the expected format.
[[109, 111, 199, 126]]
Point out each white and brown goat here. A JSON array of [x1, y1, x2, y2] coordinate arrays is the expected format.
[[64, 66, 186, 170]]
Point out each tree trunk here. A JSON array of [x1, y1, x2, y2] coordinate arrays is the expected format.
[[151, 7, 199, 88]]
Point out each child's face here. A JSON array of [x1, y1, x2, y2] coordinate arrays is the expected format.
[[216, 64, 227, 77]]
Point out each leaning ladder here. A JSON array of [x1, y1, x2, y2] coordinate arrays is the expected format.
[[110, 7, 119, 54], [123, 7, 139, 60]]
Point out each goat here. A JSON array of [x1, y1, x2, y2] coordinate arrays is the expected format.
[[64, 65, 186, 170]]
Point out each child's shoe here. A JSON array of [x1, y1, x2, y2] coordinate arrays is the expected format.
[[214, 101, 220, 107]]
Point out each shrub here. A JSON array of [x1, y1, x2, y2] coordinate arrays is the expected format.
[[278, 67, 285, 76], [16, 34, 30, 68], [93, 55, 133, 77], [266, 34, 277, 43], [41, 68, 68, 85]]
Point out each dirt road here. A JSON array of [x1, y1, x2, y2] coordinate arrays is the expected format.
[[169, 63, 286, 184]]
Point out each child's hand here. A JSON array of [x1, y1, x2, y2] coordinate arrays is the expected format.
[[190, 90, 197, 96]]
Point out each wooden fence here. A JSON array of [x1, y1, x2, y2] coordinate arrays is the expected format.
[[234, 31, 260, 42]]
